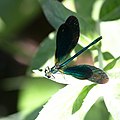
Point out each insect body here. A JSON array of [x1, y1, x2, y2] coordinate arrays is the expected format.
[[44, 16, 109, 84]]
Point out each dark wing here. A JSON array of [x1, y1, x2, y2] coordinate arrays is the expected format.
[[63, 65, 109, 84], [63, 65, 93, 80], [55, 16, 80, 64]]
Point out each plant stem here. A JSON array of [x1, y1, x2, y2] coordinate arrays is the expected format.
[[98, 47, 103, 69]]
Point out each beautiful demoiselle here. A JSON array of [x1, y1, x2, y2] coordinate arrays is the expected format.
[[43, 16, 108, 84]]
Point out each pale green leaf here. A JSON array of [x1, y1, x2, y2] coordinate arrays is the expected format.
[[72, 84, 96, 114], [104, 56, 120, 71]]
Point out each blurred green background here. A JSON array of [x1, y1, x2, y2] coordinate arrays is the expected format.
[[0, 0, 120, 120], [0, 0, 56, 118]]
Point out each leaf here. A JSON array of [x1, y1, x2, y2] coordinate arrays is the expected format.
[[18, 76, 65, 114], [74, 0, 96, 20], [104, 56, 120, 71], [72, 84, 96, 114], [24, 107, 43, 120], [27, 32, 56, 74], [100, 0, 120, 21], [35, 83, 90, 120], [85, 99, 111, 120], [103, 52, 114, 60], [0, 113, 22, 120], [41, 0, 95, 36], [74, 0, 98, 35], [3, 76, 64, 119], [95, 52, 114, 62], [36, 82, 104, 120], [0, 0, 40, 38], [103, 79, 120, 120]]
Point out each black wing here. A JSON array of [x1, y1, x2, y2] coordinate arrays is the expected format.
[[55, 16, 80, 64]]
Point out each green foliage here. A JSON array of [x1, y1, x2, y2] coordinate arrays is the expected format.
[[34, 0, 120, 119], [100, 0, 120, 21], [0, 0, 40, 57], [72, 84, 96, 114], [103, 52, 114, 60], [95, 52, 114, 62], [41, 0, 95, 36], [1, 0, 120, 120], [85, 99, 111, 120], [0, 0, 40, 38], [75, 0, 96, 20], [27, 32, 56, 74], [18, 77, 65, 116], [104, 56, 120, 71]]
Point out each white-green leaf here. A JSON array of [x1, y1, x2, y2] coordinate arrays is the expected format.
[[103, 79, 120, 120]]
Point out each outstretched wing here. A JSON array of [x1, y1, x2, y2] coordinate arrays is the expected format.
[[63, 65, 109, 84], [55, 16, 80, 64], [63, 65, 93, 80]]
